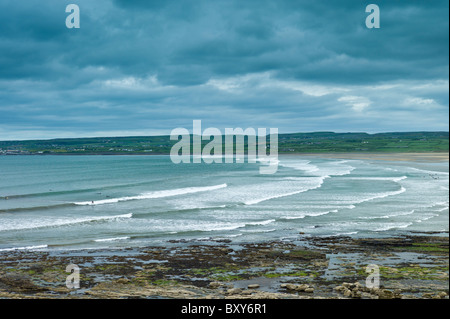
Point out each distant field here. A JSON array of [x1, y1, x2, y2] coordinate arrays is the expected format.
[[0, 131, 448, 155]]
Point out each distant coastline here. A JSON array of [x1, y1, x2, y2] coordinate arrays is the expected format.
[[0, 153, 448, 165], [1, 131, 448, 155]]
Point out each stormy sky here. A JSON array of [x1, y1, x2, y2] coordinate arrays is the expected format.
[[0, 0, 448, 140]]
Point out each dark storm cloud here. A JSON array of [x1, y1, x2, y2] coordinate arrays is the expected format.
[[0, 0, 448, 140]]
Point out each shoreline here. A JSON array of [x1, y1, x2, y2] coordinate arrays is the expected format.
[[280, 152, 449, 163], [1, 234, 448, 299], [1, 152, 448, 162]]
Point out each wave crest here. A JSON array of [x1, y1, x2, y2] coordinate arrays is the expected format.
[[74, 184, 227, 206]]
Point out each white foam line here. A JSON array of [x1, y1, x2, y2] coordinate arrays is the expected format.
[[244, 177, 328, 205], [244, 190, 307, 205], [220, 233, 243, 238], [94, 236, 130, 242], [281, 210, 337, 220], [419, 201, 449, 210], [175, 204, 228, 211], [247, 219, 276, 226], [329, 231, 358, 237], [0, 213, 132, 231], [0, 245, 48, 252], [354, 186, 406, 204], [346, 176, 407, 182], [181, 219, 277, 233], [213, 219, 276, 231], [374, 223, 413, 232], [203, 224, 244, 231], [279, 161, 320, 173], [242, 228, 276, 233], [75, 183, 228, 206], [281, 216, 304, 220], [416, 214, 439, 223], [359, 209, 415, 220]]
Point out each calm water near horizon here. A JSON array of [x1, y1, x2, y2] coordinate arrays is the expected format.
[[0, 155, 448, 252]]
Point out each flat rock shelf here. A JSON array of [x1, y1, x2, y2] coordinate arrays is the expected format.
[[0, 234, 448, 299]]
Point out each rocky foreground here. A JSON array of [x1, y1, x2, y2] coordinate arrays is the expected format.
[[0, 235, 448, 299]]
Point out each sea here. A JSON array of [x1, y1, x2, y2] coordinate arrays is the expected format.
[[0, 155, 448, 252]]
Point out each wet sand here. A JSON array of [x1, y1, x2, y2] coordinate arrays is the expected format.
[[280, 152, 449, 163], [284, 152, 449, 163]]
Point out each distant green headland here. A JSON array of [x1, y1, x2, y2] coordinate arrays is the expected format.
[[0, 131, 448, 155]]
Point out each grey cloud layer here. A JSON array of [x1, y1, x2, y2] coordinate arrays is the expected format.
[[0, 0, 448, 139]]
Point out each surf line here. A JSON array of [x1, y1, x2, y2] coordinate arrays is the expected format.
[[170, 120, 278, 174]]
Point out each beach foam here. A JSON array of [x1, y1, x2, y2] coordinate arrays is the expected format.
[[94, 236, 130, 242], [374, 222, 413, 232], [354, 186, 406, 204], [74, 183, 228, 206], [280, 159, 356, 178], [346, 176, 407, 182], [0, 213, 132, 232], [280, 210, 338, 220], [243, 176, 328, 205], [358, 209, 415, 220], [0, 244, 48, 252], [279, 160, 319, 174]]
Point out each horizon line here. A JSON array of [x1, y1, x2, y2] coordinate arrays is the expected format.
[[0, 130, 448, 143]]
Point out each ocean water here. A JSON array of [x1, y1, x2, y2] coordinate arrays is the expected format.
[[0, 155, 448, 252]]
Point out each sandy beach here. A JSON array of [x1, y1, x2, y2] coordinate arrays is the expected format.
[[283, 152, 449, 163]]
